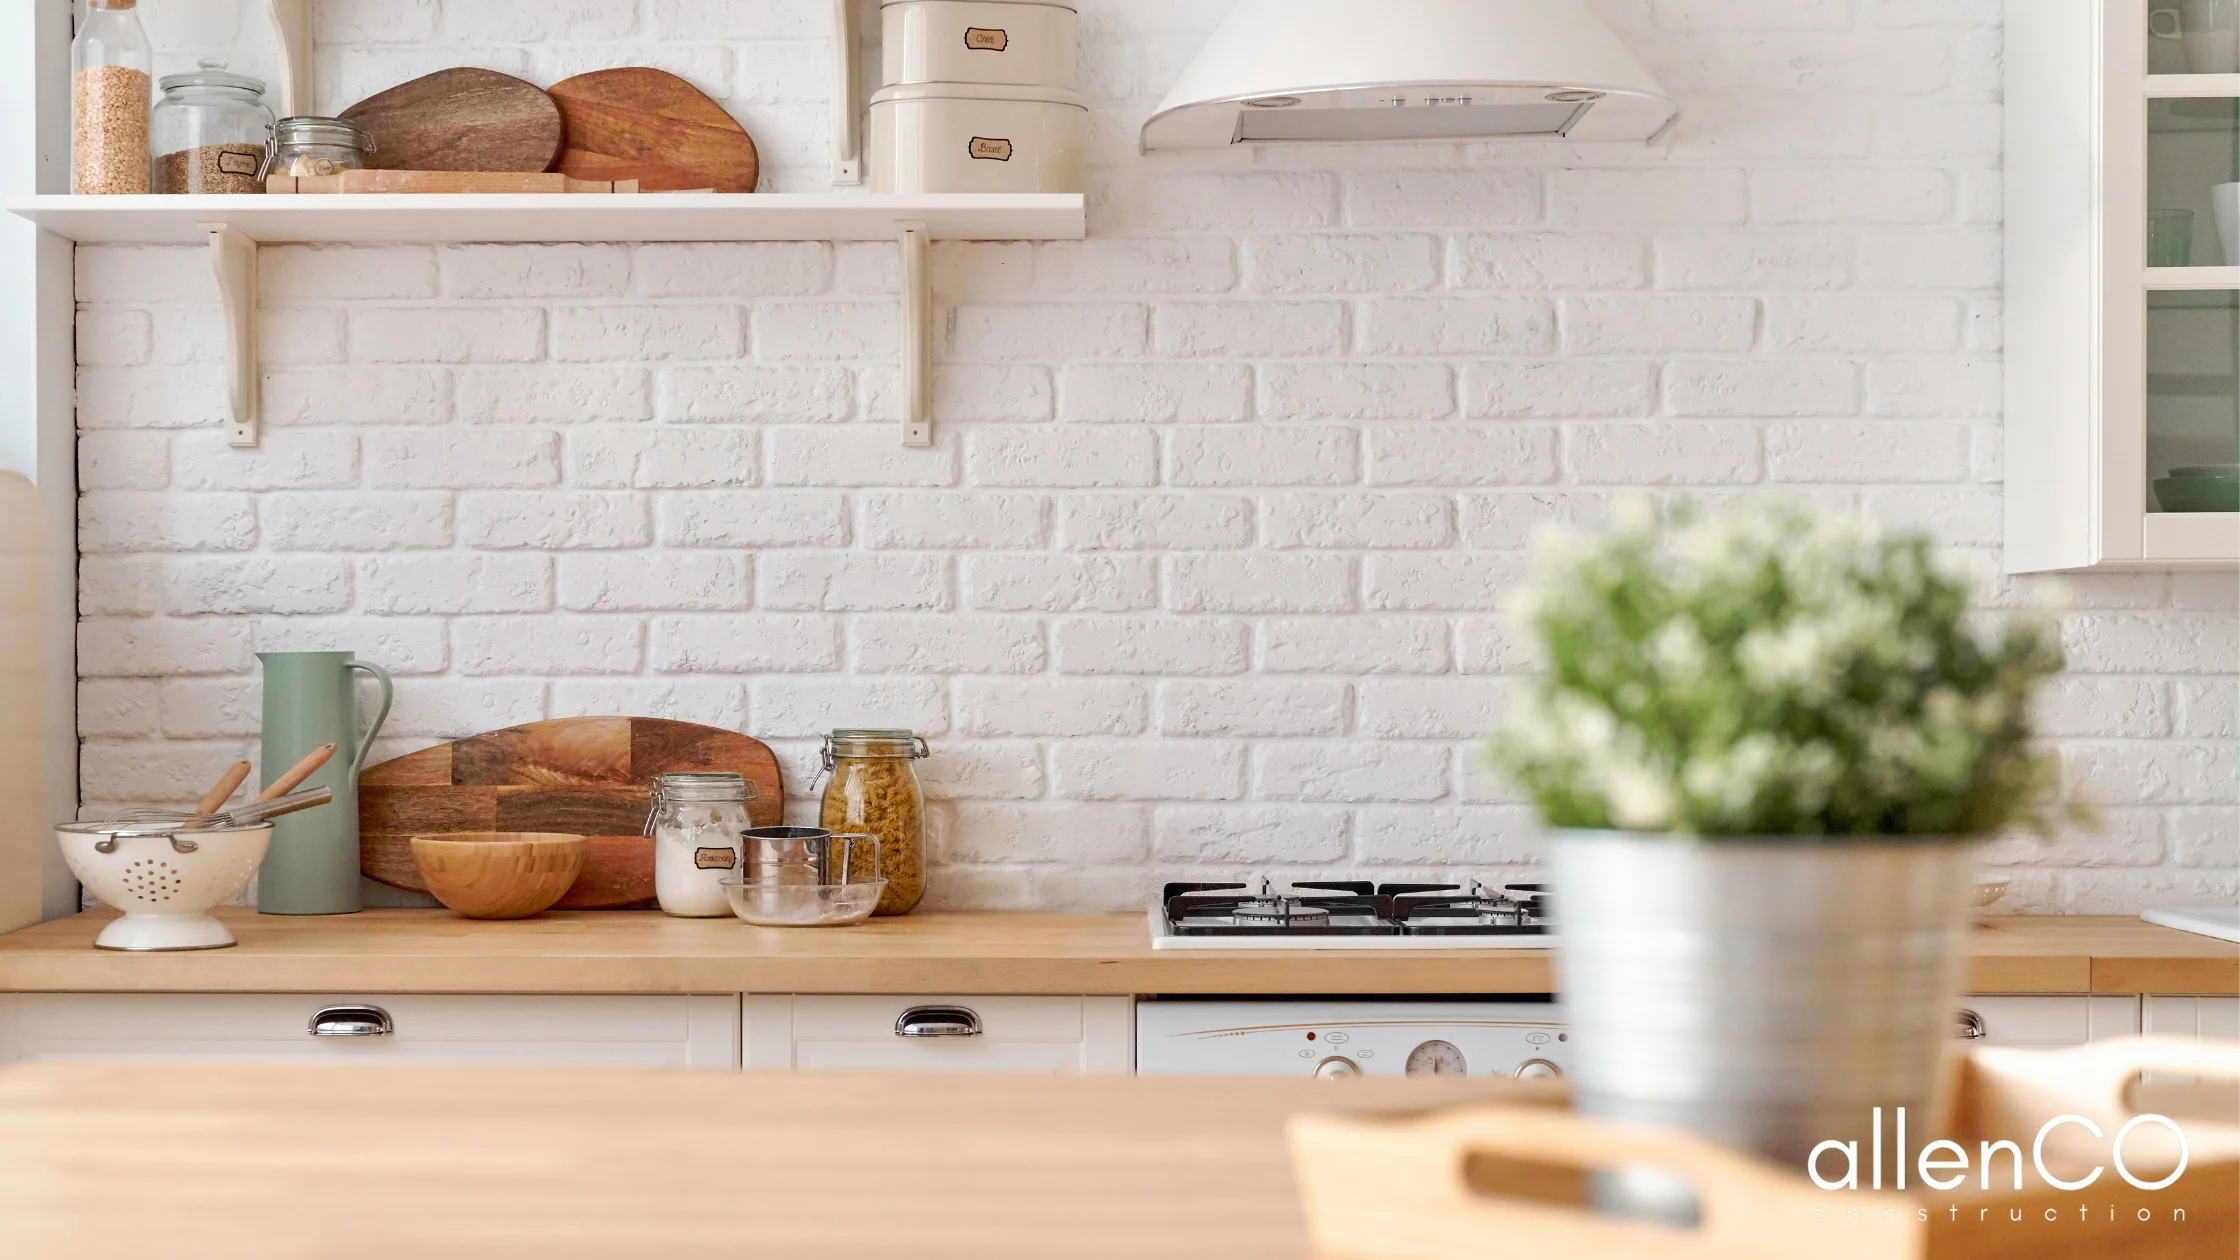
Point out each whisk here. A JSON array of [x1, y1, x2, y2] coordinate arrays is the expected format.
[[111, 743, 340, 830]]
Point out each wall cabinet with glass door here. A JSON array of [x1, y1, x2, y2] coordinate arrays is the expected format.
[[2008, 0, 2240, 570]]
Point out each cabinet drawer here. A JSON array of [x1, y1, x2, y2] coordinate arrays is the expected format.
[[0, 993, 740, 1069], [1959, 996, 2139, 1047], [743, 995, 1132, 1074], [2142, 996, 2240, 1039]]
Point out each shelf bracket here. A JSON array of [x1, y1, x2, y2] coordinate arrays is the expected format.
[[202, 223, 260, 449], [831, 0, 864, 186], [263, 0, 315, 118], [899, 222, 931, 447]]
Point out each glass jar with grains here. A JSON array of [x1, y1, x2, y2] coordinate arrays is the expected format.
[[645, 772, 758, 918], [71, 0, 152, 194], [817, 730, 928, 916], [263, 116, 375, 180], [153, 65, 275, 194]]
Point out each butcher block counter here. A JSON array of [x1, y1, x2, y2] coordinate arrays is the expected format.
[[0, 1060, 1551, 1259], [0, 910, 2233, 996]]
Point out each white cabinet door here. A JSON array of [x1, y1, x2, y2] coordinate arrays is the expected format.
[[0, 993, 741, 1068], [1959, 996, 2141, 1047], [2142, 995, 2240, 1039], [743, 995, 1132, 1073]]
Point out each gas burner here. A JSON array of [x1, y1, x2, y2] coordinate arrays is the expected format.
[[1155, 876, 1555, 947], [1231, 896, 1332, 927]]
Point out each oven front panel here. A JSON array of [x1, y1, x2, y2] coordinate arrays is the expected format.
[[1134, 1000, 1568, 1079]]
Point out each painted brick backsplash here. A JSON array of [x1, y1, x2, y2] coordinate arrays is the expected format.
[[74, 0, 2237, 914]]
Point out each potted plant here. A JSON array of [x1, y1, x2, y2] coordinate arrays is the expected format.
[[1490, 500, 2079, 1221]]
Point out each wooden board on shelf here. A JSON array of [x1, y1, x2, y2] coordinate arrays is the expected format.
[[549, 68, 760, 193], [268, 171, 639, 195], [359, 718, 781, 910], [339, 68, 564, 174]]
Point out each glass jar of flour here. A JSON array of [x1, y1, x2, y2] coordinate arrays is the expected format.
[[645, 772, 756, 917]]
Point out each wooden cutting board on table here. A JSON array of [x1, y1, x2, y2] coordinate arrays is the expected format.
[[359, 718, 782, 909], [548, 68, 759, 192], [340, 68, 564, 173]]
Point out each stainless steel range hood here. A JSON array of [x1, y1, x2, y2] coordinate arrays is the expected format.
[[1140, 0, 1679, 151]]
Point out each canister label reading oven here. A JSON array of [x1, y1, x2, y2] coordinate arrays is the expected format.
[[964, 27, 1009, 51], [968, 137, 1015, 161]]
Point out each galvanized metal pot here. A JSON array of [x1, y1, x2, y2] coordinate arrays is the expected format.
[[1548, 829, 1980, 1221]]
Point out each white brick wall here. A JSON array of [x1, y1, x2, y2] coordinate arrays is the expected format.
[[71, 0, 2238, 912]]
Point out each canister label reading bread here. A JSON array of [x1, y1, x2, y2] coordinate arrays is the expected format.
[[964, 27, 1009, 51], [693, 847, 737, 870], [968, 137, 1014, 161]]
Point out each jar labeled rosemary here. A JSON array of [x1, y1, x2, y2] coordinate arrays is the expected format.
[[817, 730, 927, 916], [645, 772, 757, 918], [153, 65, 275, 194]]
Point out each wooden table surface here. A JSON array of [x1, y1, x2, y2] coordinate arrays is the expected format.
[[0, 909, 2232, 996], [0, 1060, 1550, 1259]]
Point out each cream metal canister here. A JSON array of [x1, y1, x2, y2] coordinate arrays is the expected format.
[[881, 0, 1078, 89], [870, 82, 1086, 194]]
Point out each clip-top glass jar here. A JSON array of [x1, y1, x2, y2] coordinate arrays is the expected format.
[[153, 64, 276, 194], [818, 730, 928, 916], [264, 116, 375, 180], [645, 772, 757, 918]]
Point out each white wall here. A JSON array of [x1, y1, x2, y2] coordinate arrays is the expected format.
[[67, 0, 2237, 912]]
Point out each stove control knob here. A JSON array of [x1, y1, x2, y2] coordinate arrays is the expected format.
[[1515, 1058, 1562, 1080], [1314, 1056, 1362, 1079]]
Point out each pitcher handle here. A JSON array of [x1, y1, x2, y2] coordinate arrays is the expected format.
[[346, 660, 394, 778]]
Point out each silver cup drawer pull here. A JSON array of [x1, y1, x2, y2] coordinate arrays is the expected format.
[[895, 1005, 982, 1038], [1955, 1008, 1986, 1040], [310, 1005, 394, 1038]]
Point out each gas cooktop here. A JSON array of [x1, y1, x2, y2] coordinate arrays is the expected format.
[[1147, 878, 1553, 950]]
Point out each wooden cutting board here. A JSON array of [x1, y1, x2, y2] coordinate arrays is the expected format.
[[340, 68, 564, 173], [547, 68, 759, 193], [359, 718, 782, 910]]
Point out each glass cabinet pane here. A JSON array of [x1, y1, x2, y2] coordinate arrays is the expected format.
[[2146, 291, 2240, 512], [2149, 2, 2240, 74], [2147, 98, 2240, 266]]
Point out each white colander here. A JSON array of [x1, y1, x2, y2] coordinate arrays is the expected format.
[[57, 821, 272, 950]]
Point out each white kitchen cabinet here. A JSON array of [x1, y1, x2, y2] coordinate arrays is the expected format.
[[2006, 0, 2240, 571], [2141, 994, 2240, 1038], [1958, 995, 2141, 1046], [0, 993, 741, 1069], [742, 995, 1133, 1073]]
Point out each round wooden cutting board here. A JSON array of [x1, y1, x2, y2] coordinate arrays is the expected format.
[[359, 718, 782, 910], [547, 68, 760, 192], [339, 68, 564, 173]]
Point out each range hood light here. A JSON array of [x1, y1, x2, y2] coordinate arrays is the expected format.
[[1141, 0, 1678, 150]]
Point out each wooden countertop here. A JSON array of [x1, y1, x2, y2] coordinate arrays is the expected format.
[[0, 1060, 1548, 1258], [0, 909, 2232, 996]]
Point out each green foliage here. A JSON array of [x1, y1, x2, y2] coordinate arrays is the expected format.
[[1489, 500, 2081, 838]]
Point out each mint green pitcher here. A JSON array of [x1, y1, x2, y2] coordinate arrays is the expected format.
[[256, 651, 393, 915]]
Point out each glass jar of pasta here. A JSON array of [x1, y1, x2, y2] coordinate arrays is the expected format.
[[818, 729, 927, 915]]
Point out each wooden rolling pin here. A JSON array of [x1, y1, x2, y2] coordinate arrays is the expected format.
[[257, 744, 337, 802]]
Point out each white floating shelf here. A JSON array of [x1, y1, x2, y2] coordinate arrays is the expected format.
[[2145, 265, 2240, 290], [13, 193, 1083, 449], [5, 193, 1084, 245]]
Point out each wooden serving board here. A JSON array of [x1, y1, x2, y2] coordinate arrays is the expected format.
[[548, 68, 759, 193], [359, 718, 781, 910], [340, 68, 564, 173], [268, 171, 638, 195]]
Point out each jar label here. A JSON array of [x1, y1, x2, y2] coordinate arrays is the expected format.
[[217, 149, 262, 176], [968, 137, 1014, 161], [694, 847, 737, 870], [964, 27, 1009, 51]]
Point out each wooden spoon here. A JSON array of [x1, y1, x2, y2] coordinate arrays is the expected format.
[[194, 761, 252, 816], [258, 743, 337, 802]]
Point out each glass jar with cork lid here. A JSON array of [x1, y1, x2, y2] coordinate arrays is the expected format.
[[153, 65, 275, 194], [71, 0, 152, 194], [817, 730, 928, 915]]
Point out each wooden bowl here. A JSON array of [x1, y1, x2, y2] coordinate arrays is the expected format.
[[409, 833, 587, 920]]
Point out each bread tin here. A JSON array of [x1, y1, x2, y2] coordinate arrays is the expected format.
[[881, 0, 1078, 89], [870, 81, 1086, 194]]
